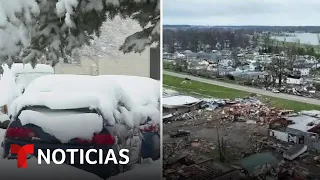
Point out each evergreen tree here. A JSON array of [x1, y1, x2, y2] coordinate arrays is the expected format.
[[0, 0, 159, 68]]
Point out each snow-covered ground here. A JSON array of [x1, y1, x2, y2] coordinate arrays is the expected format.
[[0, 129, 161, 179]]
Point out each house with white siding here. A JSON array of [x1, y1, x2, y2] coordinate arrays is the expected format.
[[286, 77, 304, 85], [293, 67, 311, 76]]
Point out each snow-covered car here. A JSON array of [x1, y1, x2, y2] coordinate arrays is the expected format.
[[0, 63, 54, 118], [2, 74, 160, 179]]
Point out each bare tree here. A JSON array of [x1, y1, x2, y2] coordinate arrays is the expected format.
[[216, 128, 227, 163], [263, 34, 271, 53], [317, 34, 320, 53], [267, 56, 286, 87], [286, 41, 298, 71]]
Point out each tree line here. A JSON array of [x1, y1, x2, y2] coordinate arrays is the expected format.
[[163, 29, 251, 53]]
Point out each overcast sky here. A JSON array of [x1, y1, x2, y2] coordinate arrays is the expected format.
[[163, 0, 320, 26]]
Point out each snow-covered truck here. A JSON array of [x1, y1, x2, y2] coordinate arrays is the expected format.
[[0, 64, 54, 128], [2, 74, 160, 179]]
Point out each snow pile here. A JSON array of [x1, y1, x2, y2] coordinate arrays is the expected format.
[[10, 74, 160, 129], [98, 75, 160, 107], [19, 109, 103, 143]]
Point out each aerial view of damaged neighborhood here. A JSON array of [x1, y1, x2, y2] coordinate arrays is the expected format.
[[163, 0, 320, 180]]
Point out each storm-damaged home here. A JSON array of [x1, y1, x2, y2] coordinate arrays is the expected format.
[[269, 110, 320, 150], [162, 95, 203, 122]]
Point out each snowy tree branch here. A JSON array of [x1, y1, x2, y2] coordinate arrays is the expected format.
[[0, 0, 159, 68]]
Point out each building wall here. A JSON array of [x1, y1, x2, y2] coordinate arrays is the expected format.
[[54, 49, 150, 77], [286, 127, 320, 150], [293, 68, 310, 76], [286, 77, 302, 85], [269, 130, 289, 142]]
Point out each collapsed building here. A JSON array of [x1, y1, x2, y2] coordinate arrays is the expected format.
[[163, 91, 320, 180], [269, 110, 320, 150]]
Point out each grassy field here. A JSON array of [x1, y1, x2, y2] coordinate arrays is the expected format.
[[164, 75, 320, 111]]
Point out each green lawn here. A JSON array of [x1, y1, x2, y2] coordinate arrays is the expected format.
[[163, 75, 320, 111]]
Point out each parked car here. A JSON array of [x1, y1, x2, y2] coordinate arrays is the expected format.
[[0, 64, 54, 113], [1, 74, 160, 179], [0, 63, 54, 129], [2, 105, 121, 179], [272, 89, 280, 93]]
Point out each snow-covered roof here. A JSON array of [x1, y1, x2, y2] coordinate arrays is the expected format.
[[10, 74, 160, 128]]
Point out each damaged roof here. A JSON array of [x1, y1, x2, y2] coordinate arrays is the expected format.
[[287, 115, 320, 132], [163, 95, 202, 108], [236, 153, 279, 173]]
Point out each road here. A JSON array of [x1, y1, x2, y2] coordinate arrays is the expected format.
[[164, 71, 320, 106]]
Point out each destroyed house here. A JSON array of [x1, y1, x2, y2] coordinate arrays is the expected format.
[[269, 112, 320, 150], [286, 115, 320, 150], [233, 153, 279, 178], [162, 95, 202, 116]]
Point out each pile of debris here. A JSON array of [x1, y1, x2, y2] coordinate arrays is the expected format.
[[217, 101, 283, 126], [163, 95, 291, 127], [163, 136, 314, 180], [163, 137, 241, 180], [163, 92, 320, 179]]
